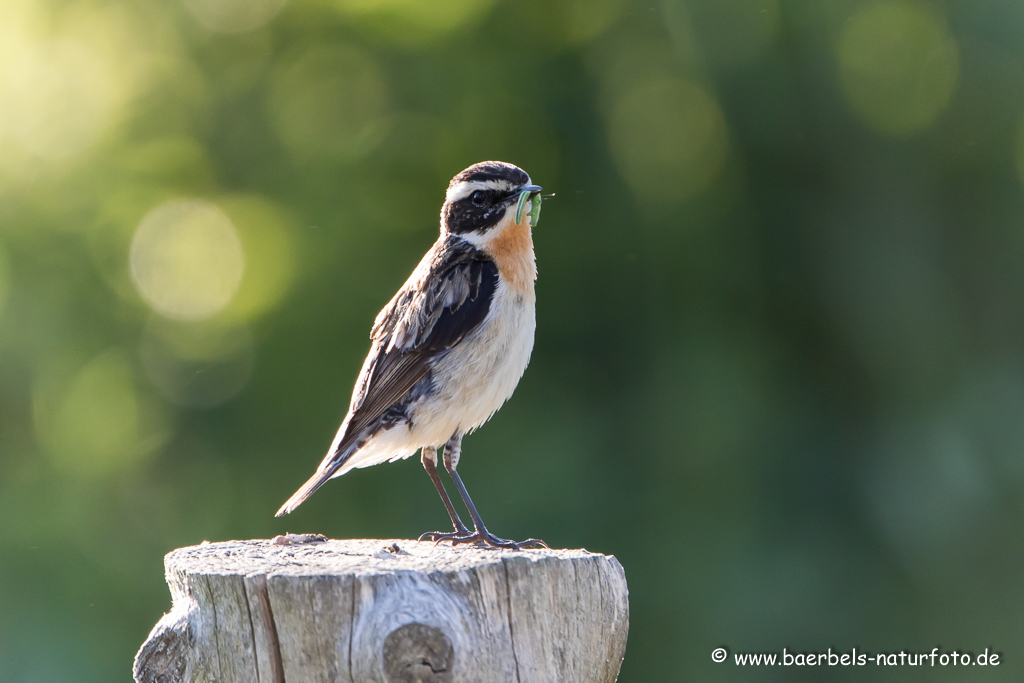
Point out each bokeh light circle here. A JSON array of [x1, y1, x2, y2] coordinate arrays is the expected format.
[[838, 2, 959, 137], [607, 77, 729, 205], [181, 0, 289, 33], [130, 199, 245, 321], [37, 351, 140, 476]]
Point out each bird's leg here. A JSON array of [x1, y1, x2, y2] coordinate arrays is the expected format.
[[432, 434, 547, 550], [418, 446, 471, 541]]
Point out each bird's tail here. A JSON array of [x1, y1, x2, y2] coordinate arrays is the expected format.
[[275, 439, 358, 517], [275, 468, 335, 517]]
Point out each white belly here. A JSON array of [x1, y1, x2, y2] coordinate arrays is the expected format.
[[337, 279, 535, 474], [421, 279, 536, 437]]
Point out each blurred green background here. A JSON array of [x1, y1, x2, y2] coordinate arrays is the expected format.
[[2, 0, 1024, 680]]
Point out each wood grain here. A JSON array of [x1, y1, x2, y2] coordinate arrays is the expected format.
[[134, 539, 629, 683]]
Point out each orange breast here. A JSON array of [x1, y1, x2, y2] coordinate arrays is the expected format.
[[485, 213, 537, 295]]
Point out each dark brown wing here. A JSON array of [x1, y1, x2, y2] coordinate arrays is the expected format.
[[342, 239, 497, 449], [275, 238, 498, 517]]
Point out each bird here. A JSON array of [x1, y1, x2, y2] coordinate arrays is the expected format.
[[276, 161, 546, 550]]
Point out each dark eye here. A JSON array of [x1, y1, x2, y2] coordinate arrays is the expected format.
[[470, 190, 487, 206]]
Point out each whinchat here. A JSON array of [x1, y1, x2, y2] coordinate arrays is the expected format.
[[276, 161, 546, 549]]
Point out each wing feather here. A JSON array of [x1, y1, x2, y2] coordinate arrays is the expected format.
[[336, 239, 497, 458], [279, 239, 498, 515]]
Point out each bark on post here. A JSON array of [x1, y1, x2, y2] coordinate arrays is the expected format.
[[134, 538, 629, 683]]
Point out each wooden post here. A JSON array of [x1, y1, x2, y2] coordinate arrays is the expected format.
[[134, 538, 629, 683]]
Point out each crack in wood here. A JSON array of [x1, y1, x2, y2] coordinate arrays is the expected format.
[[251, 575, 285, 683], [500, 559, 522, 683], [240, 579, 261, 683], [348, 578, 356, 683]]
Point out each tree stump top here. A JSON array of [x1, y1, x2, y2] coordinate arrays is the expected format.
[[138, 537, 629, 683], [168, 537, 607, 578]]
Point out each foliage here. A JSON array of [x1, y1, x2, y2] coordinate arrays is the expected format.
[[2, 0, 1024, 680]]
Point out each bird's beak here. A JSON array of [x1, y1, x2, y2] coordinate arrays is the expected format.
[[514, 186, 543, 225]]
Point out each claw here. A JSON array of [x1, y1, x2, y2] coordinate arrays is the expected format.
[[418, 530, 461, 546], [418, 523, 471, 544], [425, 529, 548, 551]]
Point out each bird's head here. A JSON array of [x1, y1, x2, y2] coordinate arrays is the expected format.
[[440, 161, 542, 238]]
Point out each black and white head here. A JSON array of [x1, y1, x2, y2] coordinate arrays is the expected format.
[[441, 161, 542, 237]]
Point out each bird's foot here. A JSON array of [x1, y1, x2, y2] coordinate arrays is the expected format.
[[429, 528, 548, 550], [418, 522, 472, 543]]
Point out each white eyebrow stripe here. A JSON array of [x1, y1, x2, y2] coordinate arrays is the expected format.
[[445, 179, 520, 203]]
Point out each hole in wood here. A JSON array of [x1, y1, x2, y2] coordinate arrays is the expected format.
[[382, 622, 454, 683]]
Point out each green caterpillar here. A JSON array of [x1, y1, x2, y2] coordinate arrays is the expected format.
[[515, 190, 542, 227]]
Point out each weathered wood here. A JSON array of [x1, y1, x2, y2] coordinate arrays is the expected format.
[[134, 538, 629, 683]]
